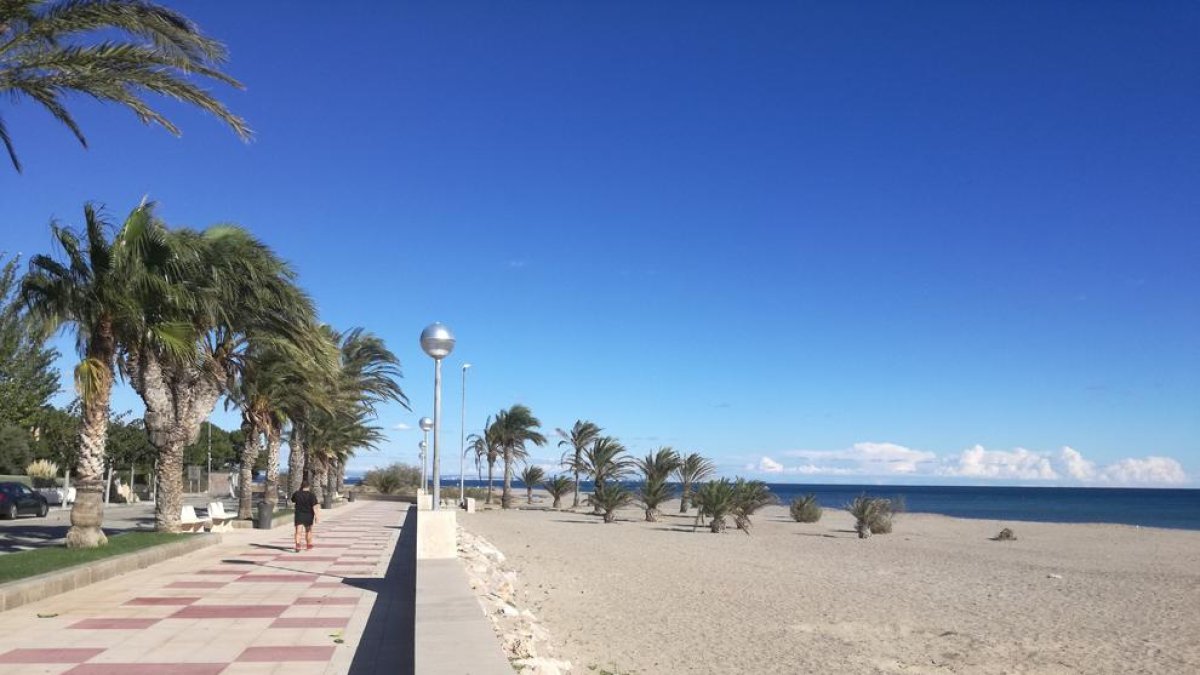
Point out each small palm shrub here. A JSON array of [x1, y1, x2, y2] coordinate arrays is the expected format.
[[542, 475, 574, 509], [847, 494, 897, 538], [692, 478, 736, 533], [732, 479, 775, 532], [994, 527, 1016, 541], [638, 476, 675, 522], [591, 483, 633, 523], [25, 459, 60, 488], [519, 465, 546, 504], [363, 463, 420, 495], [789, 494, 822, 523]]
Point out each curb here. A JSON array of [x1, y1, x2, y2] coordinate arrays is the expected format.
[[0, 534, 222, 613]]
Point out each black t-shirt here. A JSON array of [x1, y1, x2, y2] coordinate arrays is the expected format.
[[292, 489, 318, 516]]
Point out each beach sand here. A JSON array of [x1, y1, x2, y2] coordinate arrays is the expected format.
[[460, 494, 1200, 674]]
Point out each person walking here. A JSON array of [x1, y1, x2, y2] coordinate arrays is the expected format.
[[291, 480, 320, 552]]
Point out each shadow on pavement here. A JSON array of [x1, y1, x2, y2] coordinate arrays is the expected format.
[[345, 505, 416, 675]]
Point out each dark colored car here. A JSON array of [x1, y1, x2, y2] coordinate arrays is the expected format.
[[0, 482, 50, 519]]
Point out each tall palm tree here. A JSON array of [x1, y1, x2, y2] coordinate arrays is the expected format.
[[556, 420, 600, 509], [491, 405, 546, 509], [124, 223, 319, 532], [675, 452, 716, 513], [20, 203, 173, 547], [466, 429, 496, 504], [581, 436, 633, 515], [0, 0, 250, 172], [636, 447, 680, 522]]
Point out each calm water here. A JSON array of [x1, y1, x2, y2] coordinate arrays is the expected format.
[[431, 478, 1200, 531]]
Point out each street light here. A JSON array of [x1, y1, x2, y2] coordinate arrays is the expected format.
[[459, 363, 472, 508], [418, 417, 432, 492], [420, 322, 455, 511]]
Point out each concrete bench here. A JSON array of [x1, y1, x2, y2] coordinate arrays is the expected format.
[[180, 505, 210, 533], [207, 502, 236, 532]]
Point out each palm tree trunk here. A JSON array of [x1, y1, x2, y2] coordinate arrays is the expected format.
[[592, 477, 604, 515], [326, 461, 337, 501], [572, 450, 581, 508], [501, 449, 513, 509], [526, 486, 533, 504], [552, 495, 562, 509], [336, 459, 346, 495], [645, 507, 658, 522], [155, 437, 187, 531], [311, 453, 328, 505], [65, 351, 113, 549], [486, 458, 495, 504], [264, 424, 282, 510], [125, 347, 224, 532], [237, 419, 258, 519], [680, 482, 690, 513], [287, 426, 306, 498]]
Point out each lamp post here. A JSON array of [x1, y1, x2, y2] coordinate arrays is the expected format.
[[420, 323, 455, 511], [419, 415, 432, 491], [459, 363, 472, 508]]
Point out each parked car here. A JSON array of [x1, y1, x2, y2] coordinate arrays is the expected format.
[[0, 482, 50, 519]]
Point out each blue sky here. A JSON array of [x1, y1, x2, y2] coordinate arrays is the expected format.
[[3, 2, 1197, 486]]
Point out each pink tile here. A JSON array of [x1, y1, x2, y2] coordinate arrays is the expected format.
[[166, 581, 226, 589], [236, 574, 318, 583], [294, 597, 358, 605], [309, 582, 345, 589], [235, 552, 278, 557], [270, 617, 349, 628], [125, 597, 200, 606], [70, 618, 161, 630], [196, 569, 246, 575], [284, 555, 339, 561], [238, 646, 335, 662], [171, 605, 288, 619], [2, 648, 106, 663], [65, 665, 226, 675]]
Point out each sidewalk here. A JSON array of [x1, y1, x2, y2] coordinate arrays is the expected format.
[[0, 501, 415, 674]]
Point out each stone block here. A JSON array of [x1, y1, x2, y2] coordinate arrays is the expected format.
[[416, 509, 457, 559]]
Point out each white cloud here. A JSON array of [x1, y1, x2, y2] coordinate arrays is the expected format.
[[941, 445, 1059, 480], [757, 456, 784, 473], [1095, 456, 1187, 485], [393, 423, 412, 431], [782, 442, 936, 475], [750, 441, 1189, 486], [1059, 446, 1096, 480]]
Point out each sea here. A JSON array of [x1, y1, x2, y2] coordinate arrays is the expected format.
[[400, 478, 1200, 531]]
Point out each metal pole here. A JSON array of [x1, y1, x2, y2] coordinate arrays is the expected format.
[[432, 357, 442, 510], [459, 364, 470, 507], [420, 432, 428, 491]]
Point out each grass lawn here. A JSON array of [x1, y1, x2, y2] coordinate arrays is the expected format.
[[0, 531, 189, 584]]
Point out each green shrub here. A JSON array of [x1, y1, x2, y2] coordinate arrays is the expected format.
[[789, 494, 822, 523], [362, 463, 420, 495], [847, 494, 897, 538]]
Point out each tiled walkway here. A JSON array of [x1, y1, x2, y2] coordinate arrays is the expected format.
[[0, 501, 415, 675]]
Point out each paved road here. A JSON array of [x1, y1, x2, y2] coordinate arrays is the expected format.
[[0, 497, 245, 554], [0, 501, 415, 674]]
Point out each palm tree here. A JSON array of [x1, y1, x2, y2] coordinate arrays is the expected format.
[[636, 447, 680, 522], [692, 479, 737, 533], [491, 405, 546, 509], [581, 436, 633, 515], [731, 479, 775, 532], [556, 420, 600, 509], [541, 475, 573, 509], [519, 465, 545, 504], [20, 203, 172, 547], [466, 428, 497, 504], [0, 0, 250, 172], [675, 452, 715, 513], [591, 481, 633, 523], [123, 222, 320, 532]]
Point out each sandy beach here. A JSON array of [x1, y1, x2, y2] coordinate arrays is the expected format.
[[460, 494, 1200, 674]]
